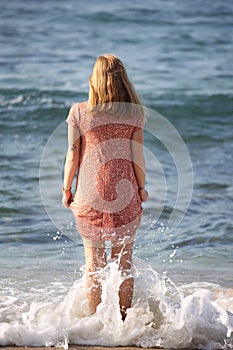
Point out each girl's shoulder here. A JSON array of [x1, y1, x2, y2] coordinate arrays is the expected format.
[[66, 101, 88, 128], [72, 100, 88, 114]]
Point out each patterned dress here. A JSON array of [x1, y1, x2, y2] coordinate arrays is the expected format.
[[66, 101, 143, 242]]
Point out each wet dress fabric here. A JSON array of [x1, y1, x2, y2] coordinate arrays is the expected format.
[[66, 101, 143, 242]]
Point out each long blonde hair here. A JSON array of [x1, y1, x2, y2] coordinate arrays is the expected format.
[[88, 54, 143, 117]]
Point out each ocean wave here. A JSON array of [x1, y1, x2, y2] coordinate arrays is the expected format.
[[0, 88, 83, 109], [0, 258, 232, 348]]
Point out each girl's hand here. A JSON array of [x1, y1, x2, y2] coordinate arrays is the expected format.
[[139, 188, 149, 202], [62, 189, 73, 208]]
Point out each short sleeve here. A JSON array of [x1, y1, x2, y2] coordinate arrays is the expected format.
[[66, 104, 79, 129], [138, 114, 145, 129], [134, 112, 144, 132]]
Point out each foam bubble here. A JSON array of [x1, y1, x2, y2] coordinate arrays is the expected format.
[[0, 258, 232, 348]]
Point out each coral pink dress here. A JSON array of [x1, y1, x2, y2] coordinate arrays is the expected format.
[[66, 101, 143, 243]]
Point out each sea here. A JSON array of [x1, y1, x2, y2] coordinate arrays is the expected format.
[[0, 0, 233, 348]]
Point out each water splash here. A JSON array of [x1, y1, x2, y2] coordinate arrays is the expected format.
[[0, 258, 232, 348]]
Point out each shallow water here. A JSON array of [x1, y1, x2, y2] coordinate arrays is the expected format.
[[0, 0, 233, 348], [1, 258, 233, 348]]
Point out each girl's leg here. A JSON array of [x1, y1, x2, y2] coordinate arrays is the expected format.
[[111, 240, 134, 320], [84, 242, 107, 314]]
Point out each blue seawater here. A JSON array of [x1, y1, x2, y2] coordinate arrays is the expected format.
[[0, 0, 233, 348]]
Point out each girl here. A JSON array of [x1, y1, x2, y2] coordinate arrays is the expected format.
[[62, 54, 148, 320]]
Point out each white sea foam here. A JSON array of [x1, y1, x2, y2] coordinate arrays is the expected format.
[[0, 258, 232, 349]]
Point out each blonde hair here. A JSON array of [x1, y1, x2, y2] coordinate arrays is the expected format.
[[88, 54, 143, 117]]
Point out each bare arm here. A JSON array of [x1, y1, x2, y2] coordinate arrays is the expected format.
[[62, 124, 80, 207], [131, 128, 148, 202]]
